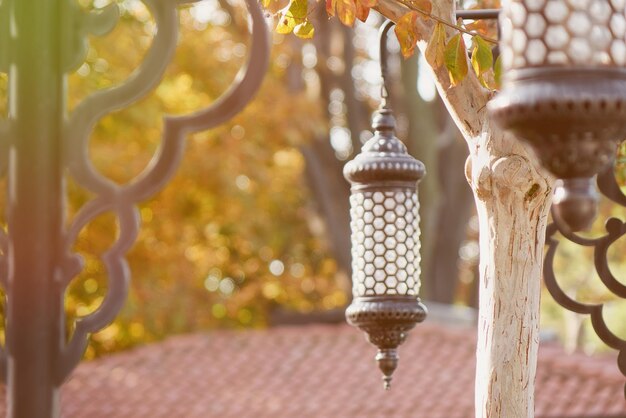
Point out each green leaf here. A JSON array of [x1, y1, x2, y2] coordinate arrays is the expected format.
[[425, 22, 446, 68], [294, 20, 315, 39], [394, 12, 419, 58], [494, 55, 502, 90], [336, 0, 356, 26], [444, 33, 468, 86], [471, 36, 493, 77]]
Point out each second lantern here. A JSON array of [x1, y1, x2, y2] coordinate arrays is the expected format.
[[489, 0, 626, 230]]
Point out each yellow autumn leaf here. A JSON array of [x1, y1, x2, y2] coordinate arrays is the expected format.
[[355, 0, 370, 22], [394, 12, 419, 58], [276, 0, 307, 34], [336, 0, 356, 26], [294, 21, 315, 39], [425, 22, 446, 68], [359, 0, 378, 7], [275, 14, 295, 34], [326, 0, 335, 16], [412, 0, 432, 15]]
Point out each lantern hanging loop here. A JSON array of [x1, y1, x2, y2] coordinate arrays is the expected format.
[[378, 19, 394, 107]]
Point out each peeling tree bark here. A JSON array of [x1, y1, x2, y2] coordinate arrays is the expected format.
[[374, 1, 554, 416], [468, 130, 552, 418]]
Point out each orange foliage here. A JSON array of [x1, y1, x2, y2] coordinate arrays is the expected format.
[[57, 3, 345, 357]]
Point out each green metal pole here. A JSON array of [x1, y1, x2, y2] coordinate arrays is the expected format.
[[6, 0, 65, 416]]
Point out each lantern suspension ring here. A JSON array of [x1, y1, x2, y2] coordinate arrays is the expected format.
[[344, 19, 427, 390], [379, 19, 394, 108]]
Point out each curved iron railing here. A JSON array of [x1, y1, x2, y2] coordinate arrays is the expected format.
[[0, 0, 269, 415], [544, 163, 626, 398], [58, 0, 269, 381]]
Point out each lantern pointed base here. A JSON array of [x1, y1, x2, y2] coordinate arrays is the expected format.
[[376, 348, 398, 390], [346, 296, 427, 389], [552, 178, 599, 231]]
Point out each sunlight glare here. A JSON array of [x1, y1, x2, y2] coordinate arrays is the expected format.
[[418, 55, 437, 102]]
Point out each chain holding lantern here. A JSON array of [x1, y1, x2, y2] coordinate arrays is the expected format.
[[344, 20, 427, 390]]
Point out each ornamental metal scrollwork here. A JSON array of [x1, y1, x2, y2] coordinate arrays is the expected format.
[[0, 0, 269, 383], [544, 162, 626, 398]]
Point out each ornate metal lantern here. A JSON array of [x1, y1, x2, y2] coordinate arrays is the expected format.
[[343, 21, 427, 390], [488, 0, 626, 230]]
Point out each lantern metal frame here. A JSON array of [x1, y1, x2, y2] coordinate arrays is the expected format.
[[0, 0, 269, 416], [344, 20, 428, 390], [489, 0, 626, 231]]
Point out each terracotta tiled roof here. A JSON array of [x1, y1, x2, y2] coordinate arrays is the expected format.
[[2, 322, 626, 417]]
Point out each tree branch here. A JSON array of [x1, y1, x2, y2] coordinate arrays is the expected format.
[[374, 0, 491, 140], [373, 2, 555, 417]]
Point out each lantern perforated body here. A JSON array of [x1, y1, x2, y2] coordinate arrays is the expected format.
[[488, 0, 626, 230], [344, 107, 427, 389]]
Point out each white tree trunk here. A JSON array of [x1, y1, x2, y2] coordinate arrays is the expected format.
[[468, 127, 552, 418], [374, 2, 554, 416]]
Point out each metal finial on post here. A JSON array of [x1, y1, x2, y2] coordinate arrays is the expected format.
[[344, 20, 427, 390]]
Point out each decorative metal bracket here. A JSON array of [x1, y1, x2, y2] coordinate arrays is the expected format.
[[57, 0, 270, 383], [0, 0, 269, 393], [544, 163, 626, 398]]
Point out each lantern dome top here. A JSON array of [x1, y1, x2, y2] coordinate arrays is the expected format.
[[343, 108, 425, 187]]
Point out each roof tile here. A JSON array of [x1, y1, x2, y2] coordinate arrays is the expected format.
[[0, 323, 625, 417]]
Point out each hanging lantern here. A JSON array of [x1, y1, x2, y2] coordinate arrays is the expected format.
[[344, 71, 427, 388], [344, 107, 427, 390], [488, 0, 626, 230]]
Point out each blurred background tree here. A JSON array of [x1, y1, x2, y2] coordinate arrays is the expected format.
[[60, 0, 478, 358], [65, 0, 351, 357], [1, 0, 625, 359]]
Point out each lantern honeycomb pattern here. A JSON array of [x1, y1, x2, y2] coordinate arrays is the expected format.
[[344, 107, 427, 390], [501, 0, 626, 69], [349, 190, 420, 297]]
